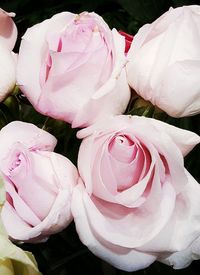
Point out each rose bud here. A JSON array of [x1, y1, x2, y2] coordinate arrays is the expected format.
[[17, 11, 130, 128], [0, 121, 78, 242], [127, 5, 200, 117]]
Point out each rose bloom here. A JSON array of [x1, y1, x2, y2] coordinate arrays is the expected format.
[[72, 115, 200, 271], [17, 11, 130, 128], [0, 8, 17, 101], [127, 5, 200, 117], [0, 121, 78, 242]]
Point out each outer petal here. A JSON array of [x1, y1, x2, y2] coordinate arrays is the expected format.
[[139, 171, 200, 253], [1, 202, 35, 242], [0, 121, 57, 160], [4, 181, 42, 226], [1, 190, 59, 241], [77, 114, 133, 139], [77, 115, 200, 157], [17, 17, 51, 104], [80, 181, 175, 248], [0, 9, 17, 50], [72, 67, 130, 128], [17, 12, 75, 105], [147, 117, 200, 156], [154, 60, 200, 117], [159, 235, 200, 269], [0, 43, 16, 101], [71, 181, 157, 272]]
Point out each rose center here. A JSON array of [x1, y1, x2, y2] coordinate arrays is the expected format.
[[40, 13, 113, 90], [105, 134, 150, 192], [9, 153, 21, 173], [108, 134, 135, 163]]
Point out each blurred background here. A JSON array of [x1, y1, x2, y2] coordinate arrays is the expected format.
[[1, 0, 200, 274]]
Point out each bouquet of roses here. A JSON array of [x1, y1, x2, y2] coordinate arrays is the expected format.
[[0, 3, 200, 274]]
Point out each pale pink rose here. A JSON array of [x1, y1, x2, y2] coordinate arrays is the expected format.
[[17, 11, 130, 128], [0, 8, 17, 50], [161, 227, 200, 269], [71, 115, 200, 271], [127, 5, 200, 117], [0, 8, 17, 101], [0, 121, 78, 243]]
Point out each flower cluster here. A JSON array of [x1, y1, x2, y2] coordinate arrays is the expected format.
[[0, 4, 200, 274]]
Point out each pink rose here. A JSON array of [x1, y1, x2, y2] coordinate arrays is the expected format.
[[0, 8, 17, 101], [72, 115, 200, 271], [127, 5, 200, 117], [17, 11, 130, 128], [0, 8, 17, 50], [0, 121, 78, 243]]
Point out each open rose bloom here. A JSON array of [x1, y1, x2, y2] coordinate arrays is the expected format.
[[17, 11, 130, 128], [72, 116, 200, 271], [127, 5, 200, 117], [0, 121, 78, 243], [0, 8, 17, 101]]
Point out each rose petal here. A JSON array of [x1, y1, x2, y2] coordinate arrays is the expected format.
[[0, 8, 17, 50], [0, 43, 16, 101], [72, 182, 157, 272], [5, 180, 41, 226], [140, 171, 200, 253], [0, 121, 57, 161]]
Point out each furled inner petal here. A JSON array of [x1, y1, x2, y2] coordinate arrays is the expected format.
[[92, 141, 118, 199], [108, 134, 135, 163], [90, 132, 155, 208], [115, 150, 155, 208], [1, 143, 30, 181], [39, 13, 113, 94], [107, 134, 152, 192]]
